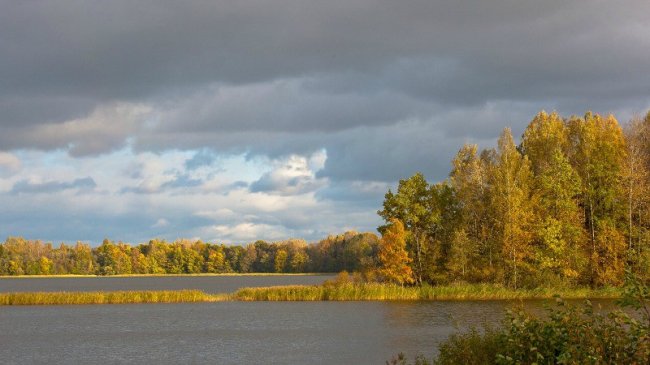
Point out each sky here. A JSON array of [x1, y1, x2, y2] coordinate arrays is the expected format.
[[1, 1, 650, 244]]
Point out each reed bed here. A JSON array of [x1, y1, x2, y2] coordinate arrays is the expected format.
[[0, 283, 621, 305], [0, 290, 218, 305], [232, 283, 621, 301]]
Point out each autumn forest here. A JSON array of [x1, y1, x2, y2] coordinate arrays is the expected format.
[[379, 110, 650, 288], [2, 111, 650, 290]]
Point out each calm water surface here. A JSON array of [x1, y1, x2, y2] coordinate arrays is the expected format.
[[0, 301, 504, 365], [0, 299, 617, 365], [0, 275, 335, 293]]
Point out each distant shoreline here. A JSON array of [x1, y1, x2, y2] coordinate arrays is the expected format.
[[0, 273, 336, 279]]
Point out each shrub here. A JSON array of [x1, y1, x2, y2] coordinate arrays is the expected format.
[[394, 272, 649, 365]]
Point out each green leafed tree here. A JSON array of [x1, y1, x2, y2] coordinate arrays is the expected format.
[[378, 172, 439, 284], [534, 149, 586, 283]]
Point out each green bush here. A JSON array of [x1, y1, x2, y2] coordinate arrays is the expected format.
[[435, 327, 504, 365], [393, 272, 650, 365]]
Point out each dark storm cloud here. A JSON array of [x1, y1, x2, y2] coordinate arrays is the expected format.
[[154, 80, 428, 134], [1, 0, 650, 180], [10, 177, 96, 194], [315, 180, 389, 208], [317, 122, 466, 183], [3, 0, 648, 101]]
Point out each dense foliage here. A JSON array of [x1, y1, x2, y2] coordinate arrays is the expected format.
[[378, 111, 650, 288], [0, 232, 378, 275]]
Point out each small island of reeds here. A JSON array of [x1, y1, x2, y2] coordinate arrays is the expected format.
[[0, 290, 221, 305], [231, 282, 620, 302]]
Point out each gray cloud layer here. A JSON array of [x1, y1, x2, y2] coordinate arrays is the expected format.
[[1, 0, 650, 183]]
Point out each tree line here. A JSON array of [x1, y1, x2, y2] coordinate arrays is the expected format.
[[0, 232, 378, 275], [377, 111, 650, 288]]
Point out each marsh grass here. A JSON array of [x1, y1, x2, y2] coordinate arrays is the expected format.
[[0, 283, 620, 305], [232, 283, 621, 301], [0, 290, 219, 305]]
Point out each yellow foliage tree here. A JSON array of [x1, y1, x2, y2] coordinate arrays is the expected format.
[[274, 249, 288, 273], [378, 218, 414, 285], [568, 112, 627, 286], [490, 128, 536, 289], [594, 221, 626, 286], [624, 114, 650, 277]]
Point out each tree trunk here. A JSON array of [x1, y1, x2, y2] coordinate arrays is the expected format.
[[512, 247, 517, 290], [415, 233, 423, 285]]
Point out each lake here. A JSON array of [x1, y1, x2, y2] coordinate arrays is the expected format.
[[1, 300, 517, 364], [0, 276, 618, 364]]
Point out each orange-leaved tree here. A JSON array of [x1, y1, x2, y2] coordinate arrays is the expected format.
[[378, 218, 414, 285]]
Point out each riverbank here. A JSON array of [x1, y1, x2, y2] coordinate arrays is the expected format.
[[0, 283, 621, 305]]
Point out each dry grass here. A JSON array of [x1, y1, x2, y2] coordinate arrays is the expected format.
[[233, 283, 621, 301], [0, 290, 220, 305], [0, 283, 620, 305]]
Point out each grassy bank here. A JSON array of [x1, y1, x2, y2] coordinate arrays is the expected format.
[[233, 283, 620, 301], [0, 283, 621, 305], [0, 290, 223, 305]]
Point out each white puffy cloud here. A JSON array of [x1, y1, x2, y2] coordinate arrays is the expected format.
[[209, 223, 289, 242], [249, 151, 329, 196]]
